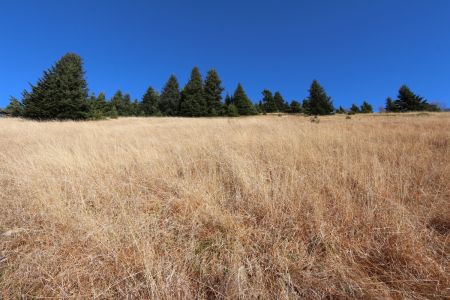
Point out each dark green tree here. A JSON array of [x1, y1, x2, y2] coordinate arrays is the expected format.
[[203, 69, 224, 116], [385, 97, 397, 112], [262, 90, 277, 113], [360, 101, 373, 113], [96, 92, 109, 115], [394, 85, 438, 112], [336, 106, 346, 114], [274, 91, 286, 112], [233, 83, 257, 115], [306, 80, 333, 115], [226, 104, 239, 117], [224, 93, 233, 106], [110, 90, 124, 115], [132, 99, 142, 116], [159, 75, 181, 116], [350, 104, 360, 114], [141, 86, 160, 116], [179, 67, 206, 117], [4, 97, 24, 117], [302, 99, 311, 115], [22, 53, 89, 120], [289, 100, 302, 113], [122, 94, 133, 116]]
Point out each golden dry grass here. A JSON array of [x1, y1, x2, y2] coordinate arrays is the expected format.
[[0, 113, 449, 299]]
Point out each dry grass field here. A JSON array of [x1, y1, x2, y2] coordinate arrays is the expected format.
[[0, 113, 449, 299]]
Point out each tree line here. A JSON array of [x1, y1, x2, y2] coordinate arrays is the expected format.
[[1, 53, 441, 120]]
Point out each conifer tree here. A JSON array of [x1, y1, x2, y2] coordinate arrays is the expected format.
[[141, 86, 160, 116], [179, 67, 206, 117], [22, 53, 89, 120], [302, 99, 311, 115], [385, 97, 397, 112], [224, 93, 233, 106], [274, 91, 285, 112], [350, 104, 360, 114], [132, 99, 141, 116], [289, 100, 302, 113], [360, 101, 373, 113], [122, 94, 133, 116], [203, 69, 224, 116], [96, 92, 109, 115], [226, 104, 239, 117], [5, 97, 24, 117], [262, 90, 277, 113], [159, 75, 181, 116], [233, 83, 257, 115], [110, 90, 124, 115], [336, 106, 346, 114], [306, 80, 334, 115]]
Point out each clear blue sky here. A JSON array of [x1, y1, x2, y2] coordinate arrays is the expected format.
[[1, 0, 449, 110]]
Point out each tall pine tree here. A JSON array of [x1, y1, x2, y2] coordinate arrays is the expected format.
[[159, 75, 181, 116], [233, 83, 257, 115], [179, 67, 206, 117], [274, 91, 285, 112], [262, 90, 277, 113], [22, 53, 89, 120], [141, 86, 160, 116], [203, 69, 224, 116], [360, 101, 373, 113], [306, 80, 334, 115]]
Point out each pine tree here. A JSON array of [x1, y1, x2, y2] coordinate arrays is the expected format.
[[224, 93, 233, 106], [122, 94, 133, 116], [274, 91, 285, 112], [302, 99, 311, 115], [141, 86, 160, 116], [385, 97, 397, 112], [159, 75, 181, 116], [306, 80, 334, 115], [132, 99, 141, 116], [360, 101, 373, 113], [179, 67, 206, 117], [4, 97, 24, 117], [262, 90, 277, 113], [226, 104, 239, 117], [110, 90, 124, 116], [233, 83, 257, 115], [96, 92, 109, 115], [22, 53, 89, 120], [203, 69, 224, 116], [395, 85, 434, 112], [336, 106, 346, 114], [350, 104, 360, 114], [289, 100, 302, 113]]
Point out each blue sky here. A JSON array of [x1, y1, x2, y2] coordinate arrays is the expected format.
[[1, 0, 449, 110]]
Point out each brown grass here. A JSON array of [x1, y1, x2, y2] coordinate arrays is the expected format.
[[1, 113, 449, 299]]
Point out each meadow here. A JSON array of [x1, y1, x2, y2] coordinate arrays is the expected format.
[[0, 113, 449, 299]]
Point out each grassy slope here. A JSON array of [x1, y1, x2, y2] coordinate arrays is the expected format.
[[0, 113, 449, 299]]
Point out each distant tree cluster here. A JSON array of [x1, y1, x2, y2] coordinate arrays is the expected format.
[[385, 85, 440, 112], [0, 53, 442, 120]]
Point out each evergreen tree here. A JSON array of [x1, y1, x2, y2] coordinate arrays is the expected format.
[[350, 104, 360, 114], [302, 99, 311, 115], [233, 83, 257, 115], [141, 86, 160, 116], [274, 91, 285, 112], [110, 90, 124, 115], [226, 104, 239, 117], [179, 67, 206, 117], [203, 69, 224, 116], [132, 99, 141, 116], [96, 92, 109, 115], [262, 90, 277, 113], [306, 80, 334, 115], [385, 97, 397, 112], [360, 101, 373, 113], [159, 75, 181, 116], [289, 100, 302, 113], [394, 85, 436, 112], [224, 93, 233, 106], [22, 53, 89, 120], [4, 97, 24, 117], [122, 94, 133, 116], [336, 106, 346, 114]]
